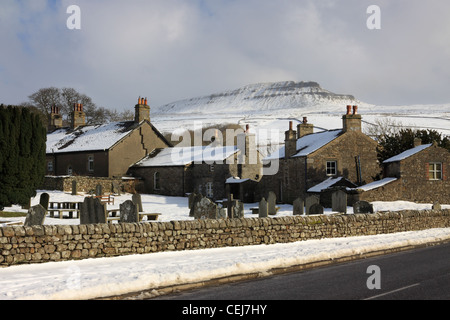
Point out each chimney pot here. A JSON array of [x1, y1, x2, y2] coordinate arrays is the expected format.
[[303, 117, 308, 124], [289, 121, 293, 131], [144, 97, 148, 105], [346, 105, 352, 115], [246, 124, 249, 132], [353, 105, 358, 115]]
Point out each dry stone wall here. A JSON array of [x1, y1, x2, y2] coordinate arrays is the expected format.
[[1, 210, 449, 266]]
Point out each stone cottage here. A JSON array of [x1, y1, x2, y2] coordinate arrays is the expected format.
[[258, 105, 380, 203], [129, 128, 263, 201], [46, 98, 171, 178], [357, 140, 449, 203]]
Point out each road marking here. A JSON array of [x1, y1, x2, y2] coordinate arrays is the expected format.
[[364, 283, 420, 300]]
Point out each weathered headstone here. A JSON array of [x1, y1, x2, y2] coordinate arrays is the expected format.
[[229, 200, 244, 219], [267, 191, 277, 215], [193, 197, 218, 220], [112, 181, 121, 195], [120, 200, 139, 223], [308, 203, 324, 215], [72, 180, 77, 195], [24, 204, 46, 227], [305, 195, 320, 215], [332, 190, 347, 213], [217, 207, 227, 219], [80, 197, 107, 224], [132, 193, 143, 212], [95, 184, 103, 197], [188, 193, 197, 210], [259, 198, 268, 218], [353, 200, 374, 214], [432, 201, 441, 210], [39, 193, 50, 210], [293, 197, 304, 215], [189, 193, 203, 217]]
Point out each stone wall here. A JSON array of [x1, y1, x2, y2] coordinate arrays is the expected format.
[[1, 210, 449, 266], [41, 176, 141, 194]]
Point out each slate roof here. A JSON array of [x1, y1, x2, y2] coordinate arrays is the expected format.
[[46, 121, 169, 154], [382, 144, 432, 163], [133, 146, 239, 167], [264, 129, 343, 161]]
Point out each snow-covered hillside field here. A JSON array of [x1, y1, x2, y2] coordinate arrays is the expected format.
[[1, 190, 449, 227]]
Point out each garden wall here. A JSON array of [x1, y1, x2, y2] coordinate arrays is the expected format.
[[1, 210, 449, 266]]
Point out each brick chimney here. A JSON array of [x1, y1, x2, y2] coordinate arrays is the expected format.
[[71, 103, 86, 129], [285, 121, 297, 158], [342, 105, 362, 132], [48, 105, 63, 132], [135, 96, 150, 123], [297, 117, 314, 138], [237, 124, 257, 165]]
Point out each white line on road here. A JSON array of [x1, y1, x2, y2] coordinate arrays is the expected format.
[[364, 283, 421, 300]]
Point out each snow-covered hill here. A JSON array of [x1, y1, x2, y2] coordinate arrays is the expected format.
[[153, 81, 359, 115], [151, 81, 450, 146]]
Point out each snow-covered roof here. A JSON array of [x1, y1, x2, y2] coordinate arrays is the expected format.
[[134, 146, 239, 167], [47, 121, 140, 154], [307, 176, 355, 193], [356, 178, 398, 192], [225, 177, 250, 184], [264, 130, 342, 160], [383, 144, 432, 163]]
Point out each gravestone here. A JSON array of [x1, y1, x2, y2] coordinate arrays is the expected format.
[[39, 193, 50, 210], [112, 181, 121, 195], [24, 204, 46, 227], [432, 201, 441, 210], [72, 180, 77, 195], [259, 198, 268, 218], [193, 197, 218, 220], [120, 200, 139, 223], [293, 197, 304, 215], [132, 193, 143, 212], [267, 191, 277, 215], [189, 193, 203, 217], [188, 193, 197, 210], [353, 201, 374, 214], [229, 200, 244, 219], [308, 203, 324, 215], [332, 190, 347, 213], [217, 207, 227, 219], [80, 197, 107, 224], [95, 184, 103, 197], [305, 195, 320, 215]]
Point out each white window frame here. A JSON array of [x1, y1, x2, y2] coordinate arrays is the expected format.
[[429, 162, 442, 180], [88, 155, 94, 172], [326, 161, 337, 176], [47, 161, 54, 172], [154, 172, 161, 190], [206, 182, 214, 198]]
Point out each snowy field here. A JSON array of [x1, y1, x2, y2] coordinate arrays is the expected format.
[[1, 190, 449, 226], [0, 191, 449, 300]]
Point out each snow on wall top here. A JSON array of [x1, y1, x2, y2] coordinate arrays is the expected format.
[[356, 177, 398, 191], [383, 144, 432, 163], [134, 146, 239, 167], [264, 129, 343, 160], [46, 121, 138, 154]]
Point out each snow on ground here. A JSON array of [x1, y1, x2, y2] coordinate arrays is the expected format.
[[0, 191, 449, 300]]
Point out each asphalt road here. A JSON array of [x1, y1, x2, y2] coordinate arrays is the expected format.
[[155, 242, 450, 300]]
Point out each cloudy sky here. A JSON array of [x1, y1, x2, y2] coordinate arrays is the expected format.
[[1, 0, 450, 111]]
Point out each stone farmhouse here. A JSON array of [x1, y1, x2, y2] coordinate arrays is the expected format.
[[129, 128, 263, 202], [46, 98, 171, 178], [357, 140, 450, 204], [257, 105, 380, 203]]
